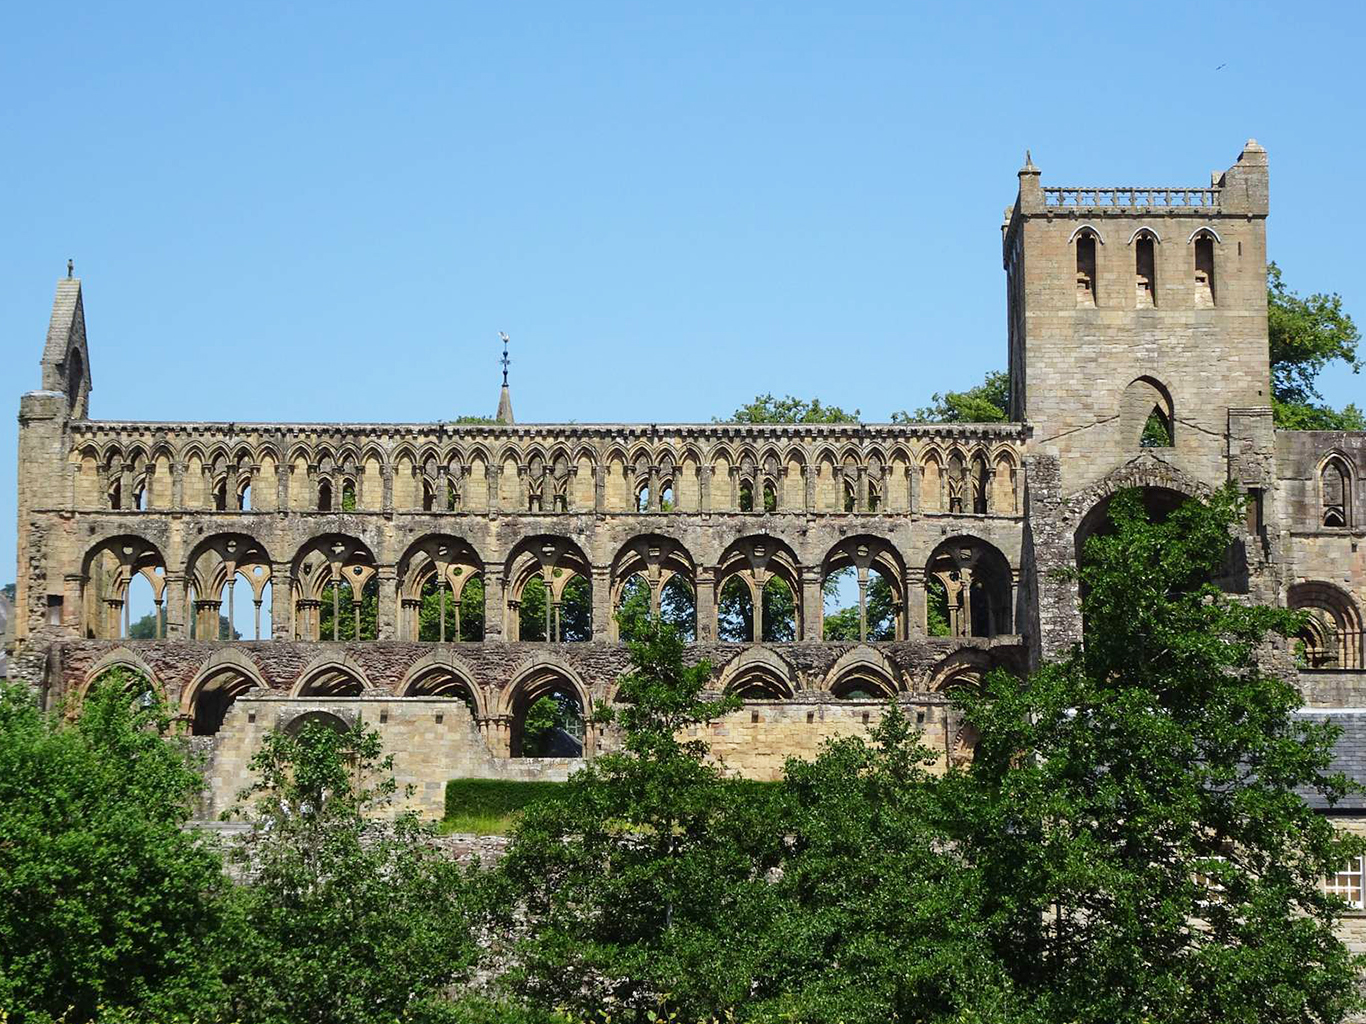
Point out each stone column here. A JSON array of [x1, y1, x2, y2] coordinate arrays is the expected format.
[[165, 572, 188, 639], [695, 569, 716, 641], [63, 573, 84, 633], [376, 566, 397, 640], [804, 464, 815, 512], [270, 563, 292, 640], [482, 567, 506, 640], [591, 566, 612, 642], [172, 461, 185, 509], [278, 459, 290, 511], [905, 567, 926, 638], [700, 465, 713, 513], [800, 566, 824, 642]]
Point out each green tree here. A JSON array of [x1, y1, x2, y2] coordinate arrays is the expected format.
[[222, 718, 475, 1024], [615, 575, 652, 642], [753, 704, 1016, 1023], [949, 485, 1366, 1024], [491, 620, 778, 1018], [317, 580, 378, 640], [418, 574, 485, 642], [894, 369, 1009, 424], [518, 574, 591, 642], [1269, 262, 1363, 429], [822, 573, 897, 641], [0, 672, 228, 1022], [133, 610, 240, 640], [720, 394, 860, 424]]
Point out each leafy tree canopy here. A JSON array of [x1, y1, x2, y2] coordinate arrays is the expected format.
[[492, 620, 780, 1018], [893, 369, 1009, 424], [720, 393, 860, 424], [1269, 261, 1361, 430], [221, 718, 476, 1024], [753, 704, 1014, 1023], [131, 611, 240, 640], [948, 485, 1366, 1023], [0, 672, 228, 1022]]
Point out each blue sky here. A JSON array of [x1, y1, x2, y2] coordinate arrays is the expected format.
[[3, 2, 1364, 589]]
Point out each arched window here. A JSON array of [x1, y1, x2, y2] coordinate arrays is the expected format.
[[1321, 455, 1352, 528], [1134, 231, 1157, 307], [1121, 376, 1175, 449], [340, 480, 357, 511], [188, 667, 259, 736], [1290, 582, 1363, 669], [738, 480, 754, 513], [1194, 231, 1217, 306], [971, 455, 990, 514], [821, 537, 905, 642], [284, 710, 351, 735], [762, 481, 777, 513], [509, 672, 586, 758], [636, 484, 650, 513], [1075, 229, 1099, 307], [925, 537, 1012, 638], [717, 576, 753, 642], [317, 479, 333, 512]]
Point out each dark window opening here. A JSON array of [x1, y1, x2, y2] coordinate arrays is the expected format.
[[1135, 234, 1156, 307], [1076, 232, 1098, 306]]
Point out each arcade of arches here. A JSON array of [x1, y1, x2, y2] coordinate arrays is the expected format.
[[15, 150, 1366, 819]]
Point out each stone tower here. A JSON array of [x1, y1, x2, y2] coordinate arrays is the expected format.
[[15, 272, 92, 650], [1003, 141, 1272, 496]]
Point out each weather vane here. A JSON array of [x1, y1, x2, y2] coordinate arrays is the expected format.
[[499, 332, 510, 386]]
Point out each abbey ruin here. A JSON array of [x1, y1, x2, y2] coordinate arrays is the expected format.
[[10, 140, 1366, 822]]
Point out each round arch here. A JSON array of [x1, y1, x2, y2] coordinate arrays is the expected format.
[[717, 646, 797, 700], [713, 534, 804, 642], [182, 648, 267, 735], [1289, 581, 1364, 669], [80, 535, 167, 639], [504, 535, 593, 642], [821, 535, 907, 641], [282, 710, 352, 737], [399, 652, 485, 715], [79, 647, 162, 700], [925, 536, 1013, 638], [292, 652, 371, 697], [824, 645, 900, 698], [500, 655, 593, 758]]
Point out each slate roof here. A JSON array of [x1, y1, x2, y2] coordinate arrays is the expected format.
[[1296, 710, 1366, 811]]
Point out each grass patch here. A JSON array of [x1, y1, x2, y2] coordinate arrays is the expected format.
[[439, 777, 782, 836], [436, 812, 521, 836], [442, 779, 568, 835]]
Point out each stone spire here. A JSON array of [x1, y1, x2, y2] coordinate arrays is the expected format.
[[496, 332, 514, 424]]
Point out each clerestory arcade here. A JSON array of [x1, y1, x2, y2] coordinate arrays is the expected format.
[[10, 140, 1366, 819]]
